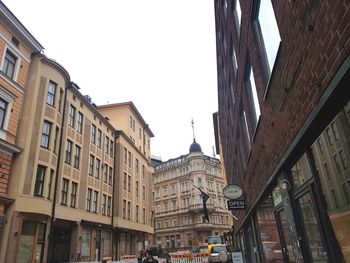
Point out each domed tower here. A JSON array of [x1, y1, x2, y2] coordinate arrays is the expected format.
[[189, 119, 202, 153]]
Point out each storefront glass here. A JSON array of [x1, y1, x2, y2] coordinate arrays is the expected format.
[[311, 100, 350, 262], [81, 228, 92, 261], [256, 196, 283, 263], [17, 221, 36, 263]]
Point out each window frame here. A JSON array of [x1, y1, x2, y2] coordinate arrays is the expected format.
[[65, 140, 73, 164], [34, 165, 46, 197], [68, 105, 76, 128], [41, 121, 52, 149], [70, 182, 77, 207], [61, 178, 69, 206], [77, 112, 84, 133], [46, 81, 57, 107], [2, 49, 18, 80], [253, 0, 281, 87]]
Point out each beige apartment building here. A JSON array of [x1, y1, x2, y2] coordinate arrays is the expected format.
[[98, 102, 155, 257], [2, 53, 116, 262], [153, 139, 233, 249], [0, 2, 43, 261]]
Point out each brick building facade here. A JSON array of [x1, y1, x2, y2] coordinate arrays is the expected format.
[[214, 0, 349, 262]]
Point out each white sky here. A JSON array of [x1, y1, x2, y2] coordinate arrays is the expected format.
[[3, 0, 219, 161]]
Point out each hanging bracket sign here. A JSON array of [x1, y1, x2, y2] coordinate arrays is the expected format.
[[223, 184, 243, 200]]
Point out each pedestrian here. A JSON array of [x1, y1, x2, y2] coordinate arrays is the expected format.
[[143, 250, 159, 263]]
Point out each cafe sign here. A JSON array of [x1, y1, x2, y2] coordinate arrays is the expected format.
[[223, 184, 243, 200]]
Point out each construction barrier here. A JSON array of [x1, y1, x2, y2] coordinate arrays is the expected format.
[[120, 255, 138, 263], [169, 252, 208, 263]]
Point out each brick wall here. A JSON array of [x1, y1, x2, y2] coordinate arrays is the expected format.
[[215, 0, 350, 219]]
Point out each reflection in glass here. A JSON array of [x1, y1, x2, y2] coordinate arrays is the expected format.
[[311, 99, 350, 261], [278, 210, 300, 263], [257, 197, 283, 263], [291, 153, 313, 189], [298, 193, 328, 262]]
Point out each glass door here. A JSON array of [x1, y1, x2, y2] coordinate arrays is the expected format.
[[276, 208, 303, 263], [296, 192, 328, 262]]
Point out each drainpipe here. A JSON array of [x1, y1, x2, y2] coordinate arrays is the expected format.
[[111, 132, 117, 260], [46, 82, 70, 262]]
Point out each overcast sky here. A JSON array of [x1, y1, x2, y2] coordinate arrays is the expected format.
[[3, 0, 219, 161]]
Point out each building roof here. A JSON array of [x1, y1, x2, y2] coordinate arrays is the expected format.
[[189, 138, 202, 153], [98, 101, 154, 137]]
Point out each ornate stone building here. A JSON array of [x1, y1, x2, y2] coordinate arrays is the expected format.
[[153, 138, 232, 249]]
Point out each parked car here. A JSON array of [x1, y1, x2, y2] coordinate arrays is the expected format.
[[208, 244, 232, 263], [263, 241, 284, 263]]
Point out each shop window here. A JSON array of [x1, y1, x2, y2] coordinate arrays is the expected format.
[[256, 196, 283, 263], [17, 222, 45, 263], [311, 99, 350, 261], [253, 0, 280, 76], [81, 229, 92, 261]]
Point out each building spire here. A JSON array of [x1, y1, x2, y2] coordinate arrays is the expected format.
[[191, 118, 195, 141]]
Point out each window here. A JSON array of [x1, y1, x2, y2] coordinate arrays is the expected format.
[[142, 165, 145, 178], [0, 97, 8, 129], [339, 150, 349, 169], [128, 175, 131, 192], [2, 50, 17, 79], [123, 200, 126, 219], [47, 169, 54, 199], [61, 178, 69, 205], [127, 201, 131, 219], [91, 124, 96, 144], [110, 140, 114, 156], [46, 82, 56, 106], [95, 158, 100, 179], [136, 181, 139, 197], [163, 186, 168, 196], [124, 147, 127, 164], [107, 196, 111, 216], [93, 191, 98, 213], [333, 154, 342, 173], [171, 185, 176, 195], [34, 166, 46, 196], [102, 194, 107, 215], [246, 64, 261, 127], [68, 105, 76, 127], [41, 121, 51, 148], [97, 129, 102, 147], [155, 188, 159, 198], [232, 0, 242, 34], [74, 145, 81, 169], [254, 0, 281, 75], [106, 136, 110, 154], [135, 158, 139, 173], [71, 182, 77, 207], [77, 112, 83, 133], [331, 122, 339, 141], [136, 205, 139, 222], [317, 138, 325, 154], [103, 164, 108, 183], [143, 208, 146, 223], [86, 188, 92, 211], [88, 155, 94, 176], [128, 151, 132, 167], [123, 172, 127, 190], [109, 167, 113, 185], [143, 185, 146, 200], [65, 140, 72, 164]]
